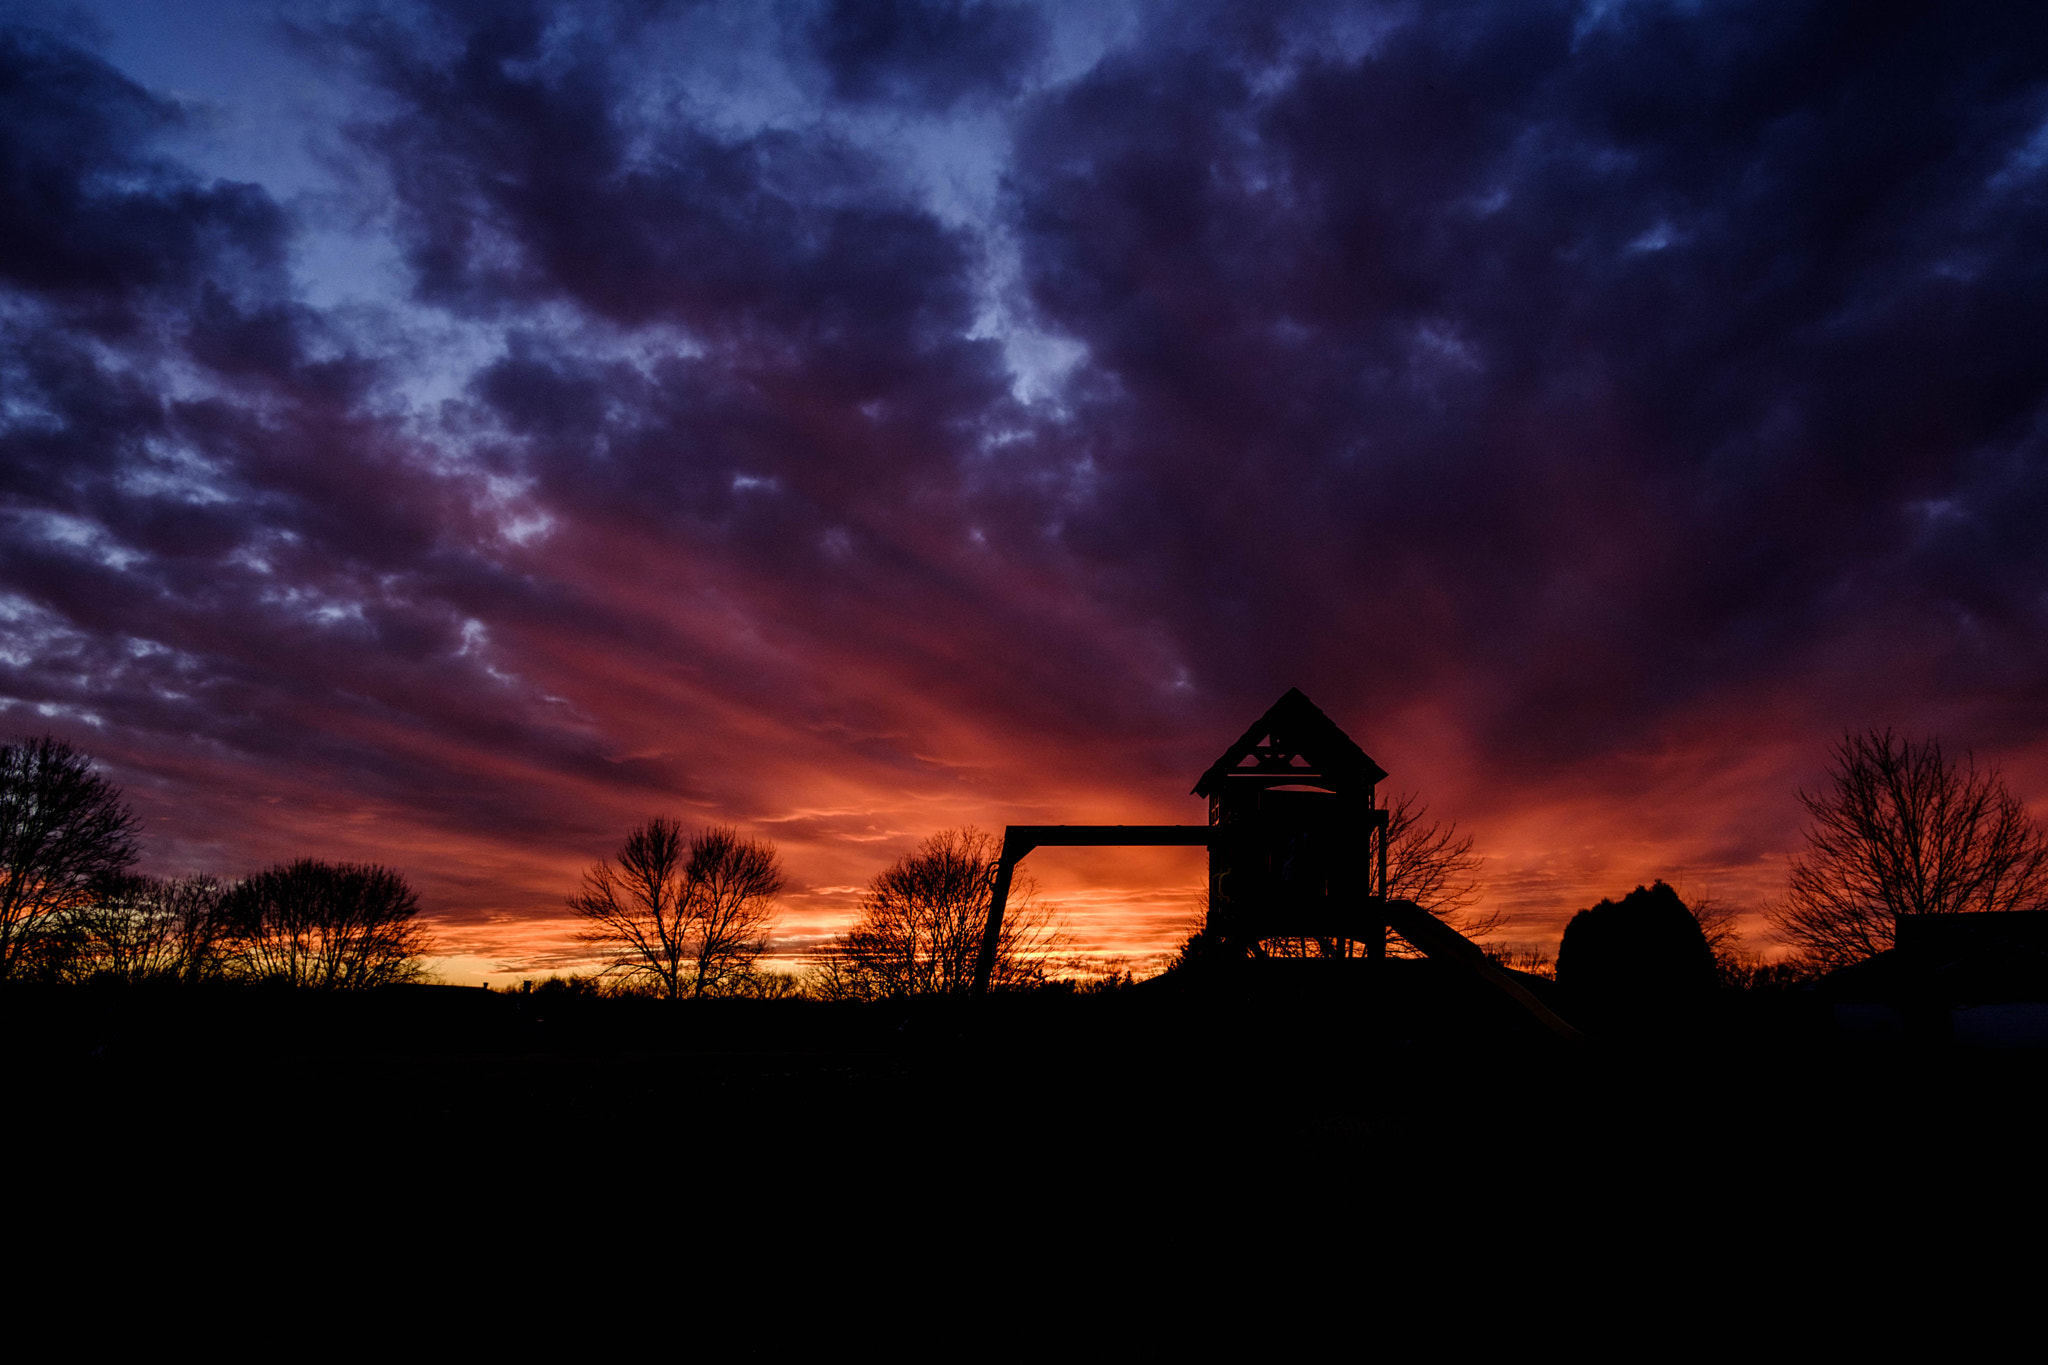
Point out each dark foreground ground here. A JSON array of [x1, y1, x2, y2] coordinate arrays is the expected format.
[[12, 963, 2048, 1313]]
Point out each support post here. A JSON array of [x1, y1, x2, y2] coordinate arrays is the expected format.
[[970, 825, 1216, 994], [1370, 805, 1389, 961], [972, 829, 1033, 995]]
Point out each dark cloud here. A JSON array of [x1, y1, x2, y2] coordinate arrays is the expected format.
[[340, 3, 986, 341], [803, 0, 1046, 110], [0, 16, 621, 871], [0, 24, 287, 322], [339, 1, 1018, 534], [1005, 0, 2048, 774], [321, 1, 1154, 755]]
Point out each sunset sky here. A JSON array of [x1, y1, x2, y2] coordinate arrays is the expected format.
[[6, 0, 2047, 983]]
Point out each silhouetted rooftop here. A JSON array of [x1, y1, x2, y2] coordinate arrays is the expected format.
[[1192, 688, 1387, 797], [1816, 911, 2048, 1005]]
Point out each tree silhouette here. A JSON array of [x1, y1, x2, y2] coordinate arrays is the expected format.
[[572, 820, 783, 999], [0, 735, 140, 982], [1556, 881, 1716, 1022], [66, 875, 229, 983], [1768, 729, 2048, 973], [824, 827, 1062, 997], [1383, 791, 1502, 947], [220, 860, 433, 988]]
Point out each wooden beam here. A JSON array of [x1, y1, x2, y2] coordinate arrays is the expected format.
[[1380, 899, 1583, 1041], [973, 826, 1218, 994]]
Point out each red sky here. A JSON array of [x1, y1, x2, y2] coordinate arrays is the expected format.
[[8, 1, 2048, 983]]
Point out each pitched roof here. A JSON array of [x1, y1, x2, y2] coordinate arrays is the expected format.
[[1816, 911, 2048, 1005], [1192, 688, 1387, 797]]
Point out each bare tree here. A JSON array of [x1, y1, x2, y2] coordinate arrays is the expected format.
[[1483, 944, 1554, 977], [1684, 895, 1753, 987], [1383, 792, 1501, 943], [682, 826, 784, 995], [0, 735, 140, 982], [1688, 896, 1741, 963], [66, 875, 230, 983], [1769, 729, 2048, 973], [572, 820, 782, 999], [825, 827, 1063, 997], [221, 860, 434, 988]]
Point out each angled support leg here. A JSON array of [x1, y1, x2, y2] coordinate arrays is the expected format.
[[972, 829, 1035, 995]]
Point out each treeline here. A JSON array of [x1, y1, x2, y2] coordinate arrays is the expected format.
[[40, 863, 430, 988], [1, 736, 431, 989], [568, 820, 1072, 1002], [3, 731, 1092, 1001], [15, 721, 2042, 1005]]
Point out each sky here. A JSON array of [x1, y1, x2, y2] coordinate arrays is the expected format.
[[4, 0, 2047, 984]]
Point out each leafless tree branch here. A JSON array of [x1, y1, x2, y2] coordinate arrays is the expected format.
[[822, 827, 1065, 998], [219, 860, 433, 988], [64, 875, 230, 983], [572, 819, 782, 999], [1383, 791, 1500, 951], [0, 735, 140, 982], [1768, 729, 2048, 973]]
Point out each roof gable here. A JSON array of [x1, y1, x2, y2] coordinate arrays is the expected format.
[[1192, 688, 1387, 797]]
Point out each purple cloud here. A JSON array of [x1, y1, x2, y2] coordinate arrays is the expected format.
[[2, 1, 2045, 974]]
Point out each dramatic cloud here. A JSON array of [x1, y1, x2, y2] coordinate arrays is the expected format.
[[803, 0, 1048, 109], [3, 0, 2045, 976]]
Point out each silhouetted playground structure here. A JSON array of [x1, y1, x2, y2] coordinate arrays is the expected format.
[[972, 688, 1578, 1038]]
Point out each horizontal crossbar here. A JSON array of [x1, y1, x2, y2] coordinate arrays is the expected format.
[[999, 824, 1218, 857]]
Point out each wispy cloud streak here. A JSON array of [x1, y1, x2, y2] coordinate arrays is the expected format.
[[3, 1, 2046, 972]]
